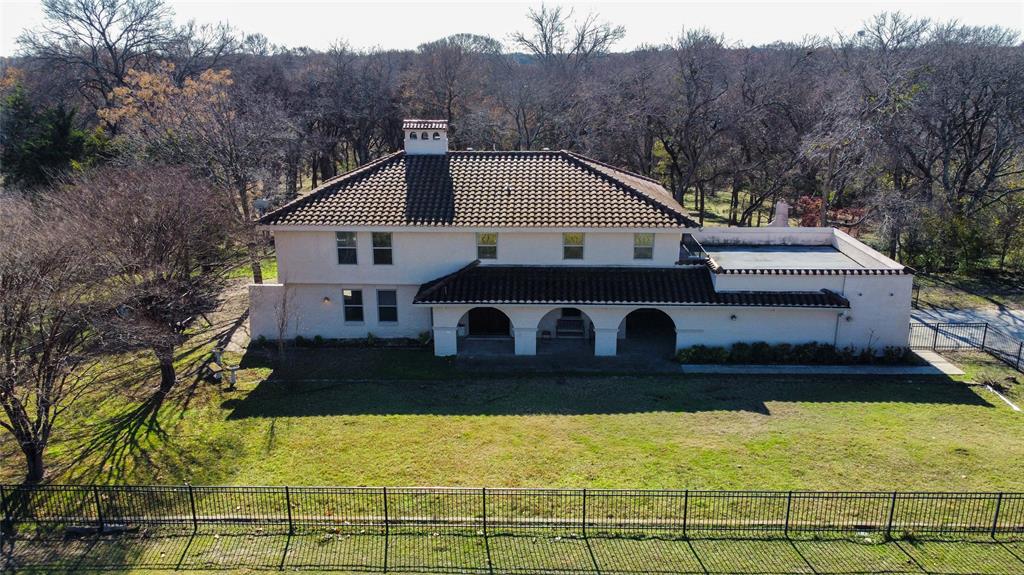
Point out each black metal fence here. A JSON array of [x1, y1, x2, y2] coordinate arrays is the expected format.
[[3, 485, 1023, 540], [910, 322, 1024, 373]]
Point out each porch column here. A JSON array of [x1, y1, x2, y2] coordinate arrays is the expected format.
[[513, 327, 537, 356], [594, 327, 619, 357], [433, 326, 458, 357]]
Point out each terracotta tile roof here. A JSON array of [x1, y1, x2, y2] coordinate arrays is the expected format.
[[403, 119, 448, 130], [259, 151, 696, 228], [414, 263, 850, 308]]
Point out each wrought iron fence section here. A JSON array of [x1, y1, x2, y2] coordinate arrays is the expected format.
[[2, 484, 1023, 540], [909, 322, 1023, 372]]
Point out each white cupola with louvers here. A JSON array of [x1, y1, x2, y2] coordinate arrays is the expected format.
[[403, 119, 448, 155]]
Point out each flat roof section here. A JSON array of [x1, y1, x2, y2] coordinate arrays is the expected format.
[[705, 245, 865, 270]]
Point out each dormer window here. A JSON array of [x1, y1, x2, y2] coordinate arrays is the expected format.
[[409, 132, 417, 140]]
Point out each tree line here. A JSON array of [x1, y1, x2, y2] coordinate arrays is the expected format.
[[1, 0, 1023, 482]]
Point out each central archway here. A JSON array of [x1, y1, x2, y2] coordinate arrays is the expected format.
[[618, 308, 676, 358], [537, 307, 595, 356]]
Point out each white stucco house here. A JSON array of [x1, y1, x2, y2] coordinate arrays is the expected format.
[[250, 119, 912, 358]]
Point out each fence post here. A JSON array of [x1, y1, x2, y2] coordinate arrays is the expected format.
[[932, 324, 940, 350], [93, 486, 105, 532], [482, 487, 488, 537], [187, 483, 198, 533], [784, 492, 793, 538], [285, 486, 293, 535], [0, 485, 9, 535], [581, 489, 587, 537], [1016, 341, 1023, 371], [991, 493, 1003, 539], [886, 491, 898, 540], [682, 490, 689, 539], [382, 487, 389, 537], [981, 324, 989, 350]]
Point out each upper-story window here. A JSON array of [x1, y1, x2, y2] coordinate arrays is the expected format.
[[336, 232, 357, 265], [563, 232, 584, 260], [477, 232, 497, 259], [372, 232, 393, 265], [633, 233, 654, 259]]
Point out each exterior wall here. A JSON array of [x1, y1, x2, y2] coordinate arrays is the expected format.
[[274, 229, 682, 285], [255, 225, 912, 355], [249, 283, 431, 340], [834, 274, 913, 350], [711, 274, 847, 293], [693, 226, 834, 246]]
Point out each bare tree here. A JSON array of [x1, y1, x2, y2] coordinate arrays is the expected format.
[[0, 193, 104, 482], [17, 0, 175, 112], [63, 165, 239, 401], [100, 65, 293, 283]]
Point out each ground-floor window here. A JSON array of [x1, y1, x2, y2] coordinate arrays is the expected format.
[[343, 289, 364, 322], [377, 289, 398, 322]]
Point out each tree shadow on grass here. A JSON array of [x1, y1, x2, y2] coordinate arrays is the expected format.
[[63, 395, 170, 484], [223, 372, 993, 419]]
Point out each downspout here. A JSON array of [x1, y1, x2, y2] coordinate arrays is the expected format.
[[833, 275, 847, 348]]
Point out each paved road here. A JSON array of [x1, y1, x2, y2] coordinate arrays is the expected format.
[[912, 305, 1024, 340]]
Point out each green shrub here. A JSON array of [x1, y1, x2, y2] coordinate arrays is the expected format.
[[294, 335, 311, 348], [750, 341, 772, 363], [366, 332, 378, 346], [417, 331, 432, 345], [677, 345, 729, 364], [729, 342, 752, 363], [312, 335, 325, 347], [675, 342, 914, 365]]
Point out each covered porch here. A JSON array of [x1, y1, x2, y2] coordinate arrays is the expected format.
[[413, 263, 850, 358]]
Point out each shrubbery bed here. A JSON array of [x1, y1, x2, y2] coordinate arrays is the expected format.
[[676, 342, 915, 365]]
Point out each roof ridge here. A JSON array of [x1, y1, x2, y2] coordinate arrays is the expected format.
[[561, 151, 698, 228], [414, 260, 481, 301], [257, 151, 404, 224], [563, 150, 663, 184]]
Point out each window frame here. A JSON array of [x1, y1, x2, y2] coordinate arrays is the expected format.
[[372, 232, 393, 265], [562, 232, 585, 260], [342, 289, 364, 323], [376, 289, 398, 323], [336, 232, 358, 265], [476, 232, 498, 260], [633, 233, 655, 260]]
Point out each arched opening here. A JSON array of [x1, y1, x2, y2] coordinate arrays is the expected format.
[[457, 307, 513, 356], [537, 307, 594, 356], [409, 132, 418, 140], [461, 307, 512, 337], [432, 131, 441, 140], [618, 308, 676, 358], [421, 131, 429, 140]]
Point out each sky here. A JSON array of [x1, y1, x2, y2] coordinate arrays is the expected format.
[[1, 0, 1022, 56]]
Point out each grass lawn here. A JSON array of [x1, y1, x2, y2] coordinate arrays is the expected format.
[[914, 270, 1024, 312], [4, 346, 1023, 493], [225, 255, 277, 282]]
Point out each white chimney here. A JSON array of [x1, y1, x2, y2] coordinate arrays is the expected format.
[[769, 200, 790, 227], [403, 119, 448, 155]]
